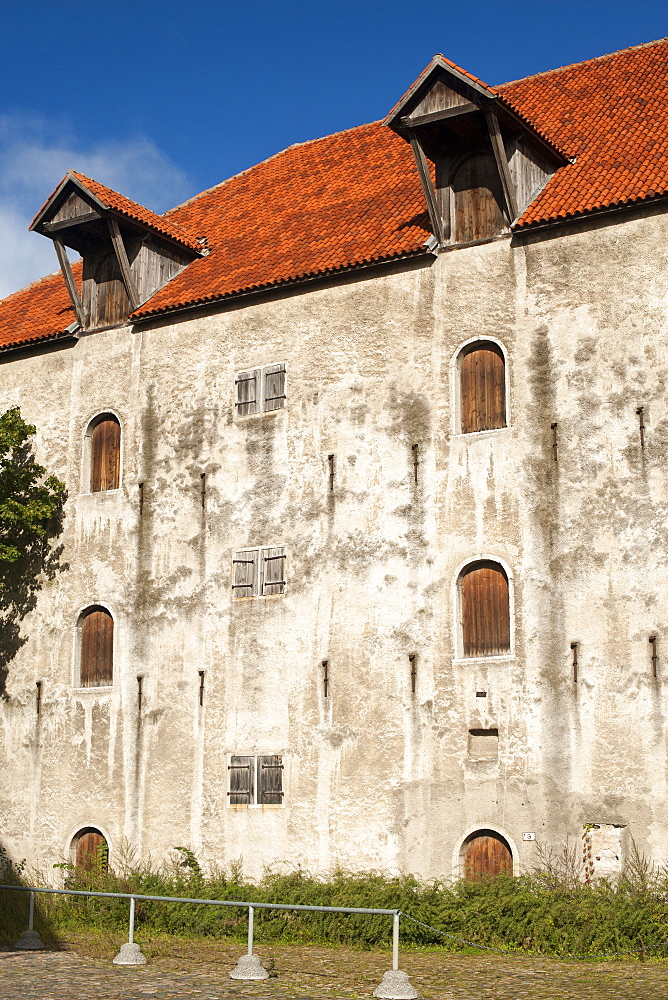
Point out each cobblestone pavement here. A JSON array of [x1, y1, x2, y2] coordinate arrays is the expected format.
[[2, 943, 668, 999]]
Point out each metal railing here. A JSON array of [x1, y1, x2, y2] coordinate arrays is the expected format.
[[0, 883, 417, 998]]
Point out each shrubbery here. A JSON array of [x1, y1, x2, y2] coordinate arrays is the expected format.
[[2, 842, 668, 957]]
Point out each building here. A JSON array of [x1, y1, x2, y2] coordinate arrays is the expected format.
[[1, 38, 668, 882]]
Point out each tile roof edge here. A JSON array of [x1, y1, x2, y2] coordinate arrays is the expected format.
[[0, 327, 77, 355], [512, 190, 668, 230], [0, 268, 66, 307], [163, 120, 383, 216], [130, 246, 432, 322], [498, 35, 668, 88]]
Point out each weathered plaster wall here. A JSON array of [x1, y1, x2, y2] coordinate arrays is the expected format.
[[1, 205, 668, 881]]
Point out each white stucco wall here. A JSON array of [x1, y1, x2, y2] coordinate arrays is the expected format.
[[1, 204, 668, 880]]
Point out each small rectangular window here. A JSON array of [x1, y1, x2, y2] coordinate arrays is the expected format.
[[235, 363, 286, 415], [233, 546, 285, 599], [232, 549, 259, 597], [228, 755, 283, 805], [468, 728, 499, 761], [235, 369, 260, 416]]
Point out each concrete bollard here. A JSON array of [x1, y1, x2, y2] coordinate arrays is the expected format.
[[229, 905, 270, 981], [14, 891, 46, 950], [112, 896, 147, 965], [374, 969, 419, 999], [373, 914, 419, 998]]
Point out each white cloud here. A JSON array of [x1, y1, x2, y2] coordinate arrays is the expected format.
[[0, 113, 195, 299]]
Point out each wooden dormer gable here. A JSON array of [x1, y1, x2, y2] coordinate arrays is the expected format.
[[385, 56, 568, 248], [30, 172, 203, 332]]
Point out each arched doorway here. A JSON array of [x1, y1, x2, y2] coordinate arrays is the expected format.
[[73, 828, 108, 871], [463, 829, 512, 880]]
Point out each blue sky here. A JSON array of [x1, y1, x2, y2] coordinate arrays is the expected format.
[[0, 0, 666, 296]]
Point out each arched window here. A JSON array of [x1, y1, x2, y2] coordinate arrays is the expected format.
[[459, 342, 506, 433], [79, 606, 114, 687], [463, 830, 512, 880], [89, 414, 120, 492], [453, 153, 507, 244], [460, 561, 510, 657], [72, 828, 108, 871]]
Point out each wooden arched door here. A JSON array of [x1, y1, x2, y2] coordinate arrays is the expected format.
[[464, 830, 512, 880], [75, 828, 108, 871]]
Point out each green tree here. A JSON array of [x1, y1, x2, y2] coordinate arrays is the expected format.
[[0, 407, 66, 696]]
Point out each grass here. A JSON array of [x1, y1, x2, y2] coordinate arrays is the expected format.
[[2, 842, 668, 960]]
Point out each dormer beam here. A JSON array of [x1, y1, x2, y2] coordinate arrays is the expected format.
[[52, 236, 84, 329], [43, 211, 102, 234], [400, 102, 480, 130], [409, 136, 446, 246], [107, 217, 140, 311], [485, 111, 519, 222]]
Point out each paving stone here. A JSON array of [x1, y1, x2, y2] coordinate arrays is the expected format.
[[1, 942, 668, 999]]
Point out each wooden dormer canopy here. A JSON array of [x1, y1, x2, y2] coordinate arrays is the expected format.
[[385, 56, 569, 248], [30, 171, 203, 332]]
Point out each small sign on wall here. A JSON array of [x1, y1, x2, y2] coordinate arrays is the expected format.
[[522, 832, 536, 841]]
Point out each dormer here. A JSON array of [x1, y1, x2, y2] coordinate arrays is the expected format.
[[385, 56, 568, 248], [30, 171, 203, 331]]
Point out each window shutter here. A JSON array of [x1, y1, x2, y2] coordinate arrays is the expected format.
[[461, 562, 510, 657], [91, 417, 121, 492], [460, 344, 506, 433], [263, 363, 286, 412], [232, 549, 259, 597], [258, 755, 284, 804], [228, 755, 255, 804], [80, 608, 114, 686], [235, 369, 260, 416], [261, 546, 286, 596]]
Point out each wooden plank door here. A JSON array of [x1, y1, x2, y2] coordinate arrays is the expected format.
[[464, 832, 512, 880], [80, 608, 114, 686], [91, 417, 121, 492], [460, 344, 506, 433], [461, 562, 510, 657], [453, 154, 507, 243], [76, 830, 108, 871]]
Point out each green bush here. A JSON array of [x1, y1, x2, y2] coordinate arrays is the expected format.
[[2, 844, 668, 957]]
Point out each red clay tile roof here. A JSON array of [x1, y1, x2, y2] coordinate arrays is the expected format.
[[133, 122, 430, 320], [31, 170, 203, 252], [0, 268, 78, 350], [497, 38, 668, 226], [1, 37, 668, 347]]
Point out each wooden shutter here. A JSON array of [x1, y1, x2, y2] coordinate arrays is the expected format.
[[232, 549, 258, 597], [90, 416, 121, 492], [75, 830, 108, 871], [263, 363, 286, 412], [461, 562, 510, 657], [228, 755, 255, 804], [453, 153, 507, 244], [235, 369, 260, 415], [258, 755, 284, 804], [460, 344, 506, 433], [261, 546, 286, 596], [464, 832, 512, 880], [80, 607, 114, 686]]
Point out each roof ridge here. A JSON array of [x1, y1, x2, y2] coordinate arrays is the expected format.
[[164, 120, 382, 217], [498, 35, 668, 88], [0, 267, 64, 306]]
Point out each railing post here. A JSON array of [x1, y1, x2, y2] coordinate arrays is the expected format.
[[229, 904, 268, 981], [13, 889, 45, 950], [373, 912, 418, 999], [112, 895, 146, 965]]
